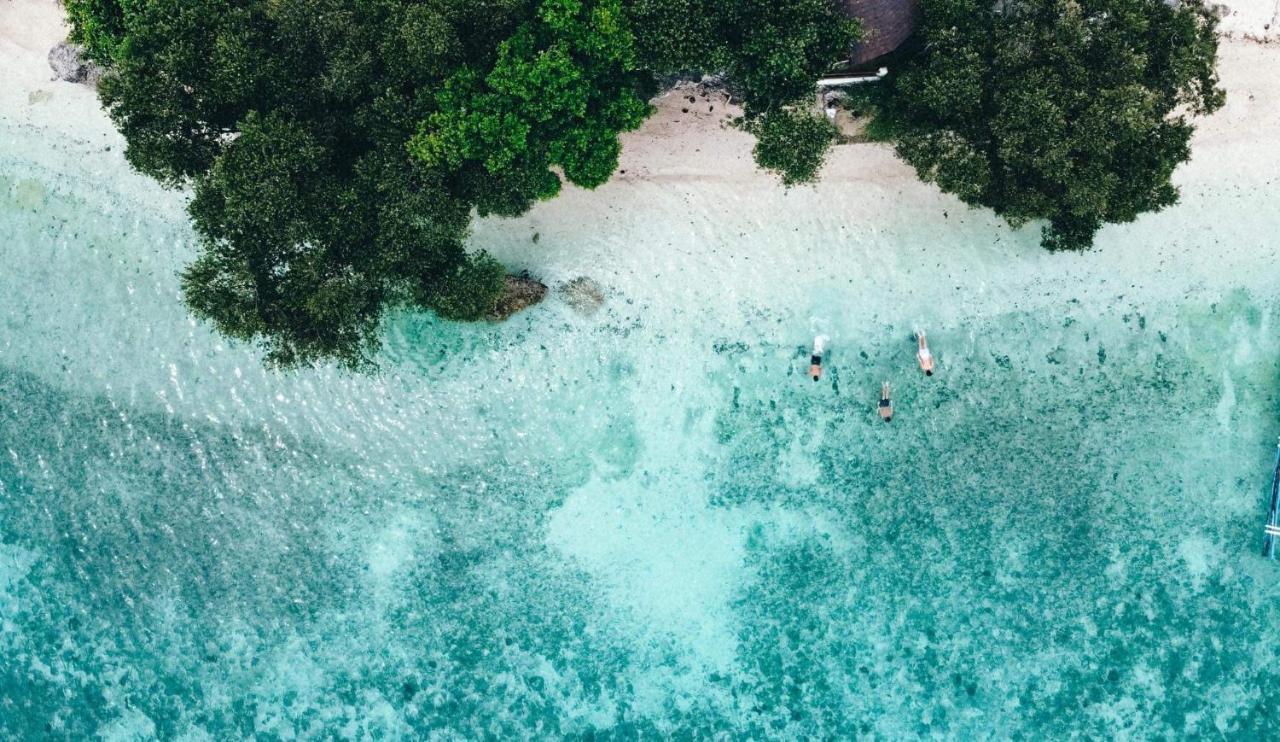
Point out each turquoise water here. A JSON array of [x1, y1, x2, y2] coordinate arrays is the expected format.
[[5, 107, 1280, 738]]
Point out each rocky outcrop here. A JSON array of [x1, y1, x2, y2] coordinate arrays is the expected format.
[[48, 42, 103, 86], [558, 276, 606, 316], [490, 274, 547, 321]]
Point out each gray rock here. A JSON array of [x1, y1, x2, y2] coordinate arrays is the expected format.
[[48, 42, 103, 85], [490, 274, 547, 321], [558, 276, 606, 316]]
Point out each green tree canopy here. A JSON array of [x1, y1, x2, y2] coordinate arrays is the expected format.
[[877, 0, 1223, 250], [63, 0, 127, 62], [410, 0, 654, 216], [630, 0, 858, 113], [629, 0, 859, 183], [71, 0, 655, 369], [750, 108, 839, 185]]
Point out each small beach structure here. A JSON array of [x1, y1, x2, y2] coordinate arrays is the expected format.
[[1265, 442, 1280, 558], [840, 0, 921, 67], [820, 0, 920, 94]]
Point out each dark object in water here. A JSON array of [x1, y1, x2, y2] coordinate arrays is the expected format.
[[558, 276, 606, 316], [490, 274, 547, 321], [1264, 443, 1280, 559]]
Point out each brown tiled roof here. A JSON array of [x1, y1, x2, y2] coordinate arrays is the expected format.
[[842, 0, 921, 65]]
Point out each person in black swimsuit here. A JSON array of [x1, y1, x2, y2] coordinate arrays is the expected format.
[[878, 381, 893, 422], [809, 335, 828, 382]]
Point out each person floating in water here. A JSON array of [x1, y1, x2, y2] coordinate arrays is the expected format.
[[879, 381, 893, 422], [809, 335, 829, 382], [916, 331, 934, 376]]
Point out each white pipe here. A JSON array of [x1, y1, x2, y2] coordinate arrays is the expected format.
[[818, 67, 888, 87]]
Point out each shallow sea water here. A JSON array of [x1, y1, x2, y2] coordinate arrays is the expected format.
[[4, 105, 1280, 739]]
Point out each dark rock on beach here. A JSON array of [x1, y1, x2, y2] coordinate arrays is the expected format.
[[491, 274, 547, 320], [48, 42, 103, 85], [558, 276, 606, 316]]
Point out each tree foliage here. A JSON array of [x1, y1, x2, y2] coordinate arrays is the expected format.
[[751, 109, 837, 185], [410, 0, 653, 215], [63, 0, 128, 62], [75, 0, 651, 369], [878, 0, 1224, 250], [710, 0, 860, 114], [629, 0, 857, 177]]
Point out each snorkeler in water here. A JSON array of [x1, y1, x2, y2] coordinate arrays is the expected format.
[[878, 381, 893, 422], [809, 335, 828, 382], [916, 331, 934, 376]]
